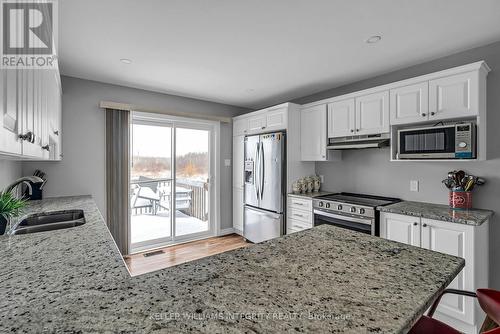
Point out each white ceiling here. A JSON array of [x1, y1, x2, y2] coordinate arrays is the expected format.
[[59, 0, 500, 109]]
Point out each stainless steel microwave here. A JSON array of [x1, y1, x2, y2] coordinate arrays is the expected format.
[[398, 122, 476, 159]]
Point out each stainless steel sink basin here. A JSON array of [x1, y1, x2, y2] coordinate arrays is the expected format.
[[10, 210, 86, 235]]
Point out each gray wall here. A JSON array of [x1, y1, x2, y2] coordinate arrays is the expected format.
[[293, 41, 500, 289], [0, 160, 22, 190], [22, 76, 248, 231]]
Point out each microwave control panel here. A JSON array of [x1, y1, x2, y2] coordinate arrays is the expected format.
[[455, 124, 475, 158]]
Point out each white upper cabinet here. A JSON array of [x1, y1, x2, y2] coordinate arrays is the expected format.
[[355, 91, 389, 135], [0, 68, 62, 160], [429, 72, 478, 121], [21, 70, 43, 158], [238, 105, 288, 135], [0, 70, 23, 155], [265, 107, 287, 131], [233, 118, 248, 136], [301, 104, 327, 161], [380, 212, 420, 247], [247, 114, 267, 133], [327, 98, 355, 138], [390, 82, 429, 125]]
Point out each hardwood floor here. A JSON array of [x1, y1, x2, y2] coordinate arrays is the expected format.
[[123, 234, 249, 276]]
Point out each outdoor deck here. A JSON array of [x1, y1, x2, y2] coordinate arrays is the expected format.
[[130, 211, 208, 244]]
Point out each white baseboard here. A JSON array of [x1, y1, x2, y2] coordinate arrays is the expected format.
[[219, 227, 235, 236]]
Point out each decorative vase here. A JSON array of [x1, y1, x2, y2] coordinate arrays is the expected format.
[[313, 178, 321, 192], [0, 215, 8, 235]]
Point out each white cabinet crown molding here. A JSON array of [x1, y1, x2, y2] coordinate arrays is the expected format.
[[301, 61, 490, 109], [232, 102, 297, 121]]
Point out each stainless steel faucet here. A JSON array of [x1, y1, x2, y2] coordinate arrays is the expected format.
[[4, 176, 44, 197]]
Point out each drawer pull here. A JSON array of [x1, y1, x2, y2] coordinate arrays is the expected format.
[[293, 213, 305, 218]]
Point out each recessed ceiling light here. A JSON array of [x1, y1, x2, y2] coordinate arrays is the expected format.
[[366, 35, 382, 44], [120, 58, 132, 64]]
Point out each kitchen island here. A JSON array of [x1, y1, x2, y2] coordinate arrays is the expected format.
[[0, 196, 464, 333]]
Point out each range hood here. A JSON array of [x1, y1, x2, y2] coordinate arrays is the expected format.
[[327, 133, 390, 150]]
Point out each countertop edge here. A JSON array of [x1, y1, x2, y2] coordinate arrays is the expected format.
[[377, 201, 494, 226], [287, 191, 334, 199]]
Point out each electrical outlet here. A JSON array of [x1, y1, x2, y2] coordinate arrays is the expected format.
[[224, 159, 231, 167], [410, 180, 419, 192], [319, 175, 325, 183]]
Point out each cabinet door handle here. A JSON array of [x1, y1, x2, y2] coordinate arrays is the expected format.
[[350, 129, 354, 133], [413, 222, 418, 226], [430, 112, 435, 116], [422, 113, 427, 117], [53, 130, 59, 136], [261, 126, 266, 130], [19, 132, 36, 143], [422, 223, 428, 227], [356, 129, 360, 132], [42, 145, 50, 152]]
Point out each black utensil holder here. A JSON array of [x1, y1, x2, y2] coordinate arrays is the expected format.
[[24, 182, 43, 200]]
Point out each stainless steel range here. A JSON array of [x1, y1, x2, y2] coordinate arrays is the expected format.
[[312, 193, 400, 236]]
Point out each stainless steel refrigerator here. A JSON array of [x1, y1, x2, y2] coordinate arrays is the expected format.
[[244, 132, 285, 243]]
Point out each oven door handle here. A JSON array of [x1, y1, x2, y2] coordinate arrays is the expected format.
[[313, 209, 372, 226]]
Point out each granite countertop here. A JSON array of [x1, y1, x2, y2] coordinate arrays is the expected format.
[[288, 191, 333, 199], [0, 196, 464, 333], [378, 200, 494, 226]]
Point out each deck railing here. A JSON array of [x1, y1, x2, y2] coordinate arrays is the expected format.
[[176, 179, 208, 222], [130, 177, 208, 221]]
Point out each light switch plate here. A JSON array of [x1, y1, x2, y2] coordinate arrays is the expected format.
[[410, 180, 419, 192], [224, 159, 231, 167], [319, 175, 324, 183]]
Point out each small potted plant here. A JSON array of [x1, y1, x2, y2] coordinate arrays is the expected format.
[[0, 191, 26, 235]]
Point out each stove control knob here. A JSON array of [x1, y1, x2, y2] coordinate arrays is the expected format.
[[337, 204, 343, 210], [318, 201, 324, 207], [359, 208, 366, 214], [325, 203, 331, 208], [350, 207, 356, 213]]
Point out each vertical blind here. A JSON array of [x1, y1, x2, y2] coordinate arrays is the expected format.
[[105, 108, 130, 255]]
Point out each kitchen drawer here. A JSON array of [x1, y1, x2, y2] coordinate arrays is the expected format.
[[287, 207, 313, 225], [287, 196, 312, 211], [287, 218, 312, 234]]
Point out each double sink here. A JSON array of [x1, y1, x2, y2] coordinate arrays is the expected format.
[[9, 210, 86, 235]]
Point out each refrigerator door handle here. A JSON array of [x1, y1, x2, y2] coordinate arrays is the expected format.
[[254, 142, 260, 200], [260, 141, 265, 200]]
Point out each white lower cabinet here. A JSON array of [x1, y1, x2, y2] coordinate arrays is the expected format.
[[232, 187, 244, 234], [380, 212, 489, 334], [380, 212, 420, 246], [287, 196, 313, 234]]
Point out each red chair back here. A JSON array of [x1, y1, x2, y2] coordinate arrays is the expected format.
[[477, 289, 500, 327], [484, 327, 500, 334]]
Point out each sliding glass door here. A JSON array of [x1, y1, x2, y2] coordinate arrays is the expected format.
[[174, 126, 210, 238], [129, 114, 214, 253]]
